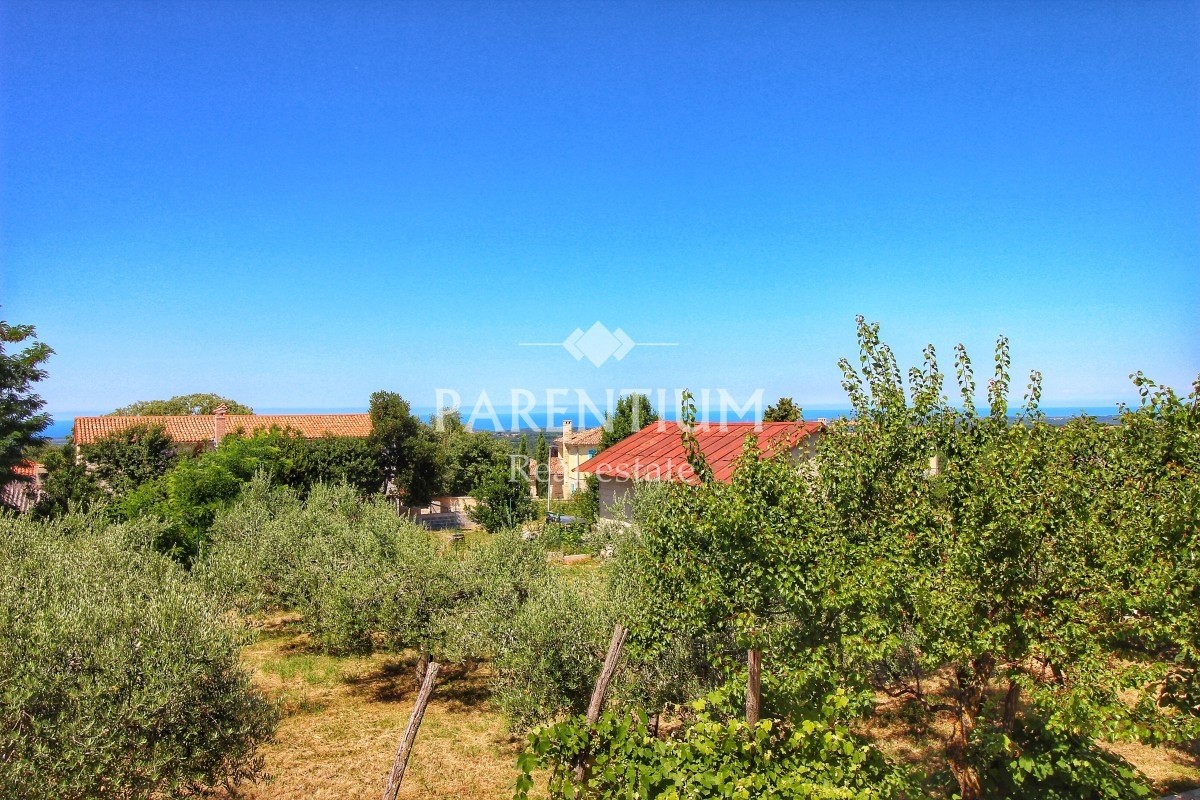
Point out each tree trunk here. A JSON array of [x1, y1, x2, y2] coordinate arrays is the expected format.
[[947, 707, 983, 800], [414, 651, 431, 691], [574, 624, 628, 783], [381, 661, 440, 800], [746, 649, 762, 727], [946, 660, 992, 800], [1002, 678, 1021, 733]]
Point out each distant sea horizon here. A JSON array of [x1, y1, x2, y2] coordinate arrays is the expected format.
[[39, 404, 1130, 440]]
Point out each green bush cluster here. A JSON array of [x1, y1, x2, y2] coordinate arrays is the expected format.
[[0, 512, 277, 799], [195, 478, 642, 726], [526, 321, 1199, 800], [518, 697, 910, 800], [197, 479, 453, 656]]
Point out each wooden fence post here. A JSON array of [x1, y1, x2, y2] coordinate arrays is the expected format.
[[574, 624, 628, 782], [381, 660, 441, 800], [587, 624, 628, 723], [746, 649, 762, 727]]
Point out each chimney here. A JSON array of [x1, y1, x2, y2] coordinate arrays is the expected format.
[[562, 419, 573, 441], [213, 403, 228, 446]]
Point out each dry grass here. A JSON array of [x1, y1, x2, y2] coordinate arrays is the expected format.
[[234, 617, 1197, 798], [860, 681, 1200, 796], [1105, 739, 1200, 795], [235, 628, 523, 800]]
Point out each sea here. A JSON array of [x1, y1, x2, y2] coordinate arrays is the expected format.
[[40, 405, 1127, 441]]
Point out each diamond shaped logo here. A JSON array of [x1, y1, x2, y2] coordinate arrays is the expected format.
[[519, 322, 674, 366], [564, 322, 635, 367]]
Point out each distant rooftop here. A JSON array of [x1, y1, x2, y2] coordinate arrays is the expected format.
[[578, 420, 824, 484], [73, 413, 372, 446]]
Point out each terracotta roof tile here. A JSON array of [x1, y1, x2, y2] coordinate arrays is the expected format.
[[577, 421, 824, 485], [11, 460, 43, 479], [564, 426, 604, 447], [73, 414, 372, 446]]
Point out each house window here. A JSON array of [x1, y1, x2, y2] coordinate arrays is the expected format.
[[588, 449, 596, 458]]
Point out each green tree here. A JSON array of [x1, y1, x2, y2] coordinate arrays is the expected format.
[[763, 396, 801, 422], [110, 393, 253, 415], [821, 317, 1170, 799], [34, 441, 103, 516], [534, 319, 1194, 800], [81, 423, 178, 496], [599, 393, 658, 450], [469, 462, 536, 533], [0, 317, 53, 480], [283, 434, 379, 495], [0, 512, 277, 798], [534, 431, 549, 498], [119, 432, 288, 560], [634, 430, 864, 723], [435, 410, 509, 496], [368, 391, 440, 506]]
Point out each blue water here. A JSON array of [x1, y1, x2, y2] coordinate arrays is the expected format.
[[42, 404, 1127, 439]]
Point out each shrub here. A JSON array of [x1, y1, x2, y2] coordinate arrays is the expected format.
[[198, 480, 456, 661], [517, 699, 911, 800], [81, 422, 178, 496], [0, 512, 277, 799], [488, 570, 616, 729], [440, 530, 552, 662], [34, 440, 104, 516], [469, 462, 536, 532], [976, 716, 1151, 800]]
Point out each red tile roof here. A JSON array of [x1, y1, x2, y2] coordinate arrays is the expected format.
[[73, 414, 373, 446], [563, 426, 604, 447], [577, 421, 824, 485], [11, 460, 43, 479]]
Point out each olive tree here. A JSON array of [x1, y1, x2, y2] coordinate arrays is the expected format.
[[0, 512, 276, 799]]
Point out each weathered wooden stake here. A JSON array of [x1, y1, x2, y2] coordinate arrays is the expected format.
[[746, 648, 762, 727], [381, 660, 441, 800], [574, 624, 628, 782], [587, 624, 628, 723]]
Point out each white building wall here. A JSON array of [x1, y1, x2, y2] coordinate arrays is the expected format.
[[598, 477, 635, 521]]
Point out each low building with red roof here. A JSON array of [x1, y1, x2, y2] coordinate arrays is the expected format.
[[577, 420, 824, 520], [73, 405, 372, 453], [1, 460, 47, 513]]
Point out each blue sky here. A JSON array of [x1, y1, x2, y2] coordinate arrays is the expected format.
[[2, 0, 1197, 422]]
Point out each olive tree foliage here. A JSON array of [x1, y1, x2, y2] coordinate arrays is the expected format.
[[0, 317, 53, 481], [0, 512, 276, 800], [197, 479, 454, 662], [110, 393, 253, 415], [197, 477, 578, 702]]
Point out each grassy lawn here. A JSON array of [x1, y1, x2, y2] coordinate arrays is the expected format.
[[237, 624, 523, 800]]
